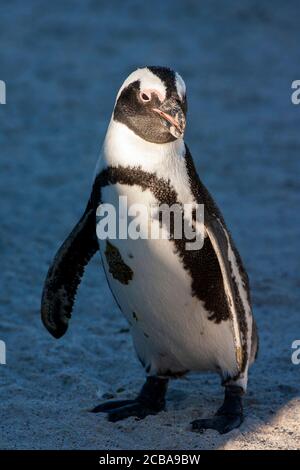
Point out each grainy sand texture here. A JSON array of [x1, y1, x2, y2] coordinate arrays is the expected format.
[[0, 0, 300, 450]]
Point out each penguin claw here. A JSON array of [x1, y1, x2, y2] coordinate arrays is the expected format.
[[91, 377, 168, 422], [90, 399, 136, 413], [91, 399, 165, 422], [191, 413, 243, 435], [107, 401, 160, 422]]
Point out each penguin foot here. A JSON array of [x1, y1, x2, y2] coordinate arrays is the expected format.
[[191, 385, 244, 435], [90, 399, 136, 413], [191, 413, 243, 434], [91, 399, 164, 422], [91, 376, 168, 422]]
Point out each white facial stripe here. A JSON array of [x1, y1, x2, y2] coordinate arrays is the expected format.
[[116, 68, 167, 103], [175, 72, 186, 100]]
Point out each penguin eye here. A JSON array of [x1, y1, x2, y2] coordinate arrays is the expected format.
[[140, 92, 151, 102]]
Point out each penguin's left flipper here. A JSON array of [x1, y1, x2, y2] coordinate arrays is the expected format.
[[191, 385, 244, 435], [204, 212, 248, 369], [91, 377, 168, 422], [186, 145, 251, 371], [41, 178, 101, 339]]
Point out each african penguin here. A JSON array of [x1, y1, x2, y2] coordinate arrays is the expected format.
[[41, 66, 258, 434]]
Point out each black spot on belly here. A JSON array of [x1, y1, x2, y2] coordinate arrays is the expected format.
[[104, 240, 133, 285], [132, 311, 138, 322]]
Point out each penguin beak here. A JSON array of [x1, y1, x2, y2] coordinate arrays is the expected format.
[[153, 98, 186, 138]]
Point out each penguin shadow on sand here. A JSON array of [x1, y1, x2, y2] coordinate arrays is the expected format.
[[161, 313, 300, 447]]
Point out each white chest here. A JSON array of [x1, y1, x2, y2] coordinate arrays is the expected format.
[[94, 121, 238, 377], [97, 182, 237, 378]]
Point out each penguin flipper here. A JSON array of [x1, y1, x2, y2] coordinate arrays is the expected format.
[[41, 188, 100, 339], [185, 145, 251, 370], [204, 214, 246, 369]]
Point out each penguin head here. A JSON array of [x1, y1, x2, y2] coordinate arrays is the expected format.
[[113, 66, 187, 144]]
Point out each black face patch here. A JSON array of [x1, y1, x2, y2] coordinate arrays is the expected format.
[[104, 240, 133, 285], [113, 66, 187, 144], [114, 80, 176, 144]]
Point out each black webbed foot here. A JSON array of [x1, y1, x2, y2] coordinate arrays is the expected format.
[[91, 399, 136, 413], [93, 399, 162, 422], [191, 413, 243, 434], [191, 385, 244, 435], [91, 376, 168, 422]]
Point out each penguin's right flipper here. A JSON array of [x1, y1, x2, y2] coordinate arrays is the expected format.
[[41, 179, 100, 339]]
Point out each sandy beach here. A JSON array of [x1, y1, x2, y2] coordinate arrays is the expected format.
[[0, 0, 300, 449]]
